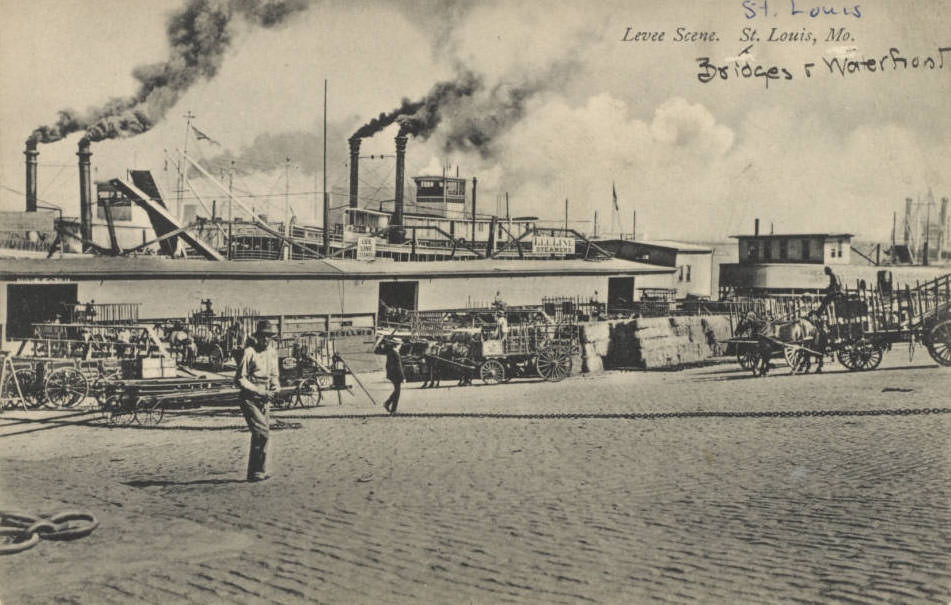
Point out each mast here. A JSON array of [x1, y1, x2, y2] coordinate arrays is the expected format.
[[179, 111, 195, 222]]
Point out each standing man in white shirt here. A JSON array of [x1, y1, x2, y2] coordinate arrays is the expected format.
[[236, 319, 280, 482]]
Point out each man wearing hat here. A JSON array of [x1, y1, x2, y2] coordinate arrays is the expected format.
[[382, 338, 405, 414], [236, 319, 280, 481]]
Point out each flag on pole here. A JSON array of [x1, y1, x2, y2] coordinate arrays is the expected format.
[[192, 125, 220, 146], [612, 182, 619, 211]]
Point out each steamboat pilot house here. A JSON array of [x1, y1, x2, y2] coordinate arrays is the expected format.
[[341, 173, 539, 261]]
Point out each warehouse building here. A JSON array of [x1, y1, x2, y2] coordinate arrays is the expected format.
[[0, 257, 674, 346]]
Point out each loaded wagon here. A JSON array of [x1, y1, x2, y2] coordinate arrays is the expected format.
[[393, 307, 581, 385], [725, 272, 951, 375]]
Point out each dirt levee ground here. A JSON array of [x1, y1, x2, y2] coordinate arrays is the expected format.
[[1, 348, 950, 604]]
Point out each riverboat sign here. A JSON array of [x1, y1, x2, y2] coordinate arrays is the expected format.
[[533, 236, 574, 255]]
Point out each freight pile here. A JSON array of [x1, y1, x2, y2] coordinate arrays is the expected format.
[[580, 315, 733, 371]]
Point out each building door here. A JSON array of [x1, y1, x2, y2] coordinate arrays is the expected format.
[[378, 281, 418, 321], [607, 277, 634, 311], [5, 283, 78, 340]]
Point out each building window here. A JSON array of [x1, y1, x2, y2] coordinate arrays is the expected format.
[[746, 242, 758, 261], [838, 240, 844, 257], [678, 266, 684, 282]]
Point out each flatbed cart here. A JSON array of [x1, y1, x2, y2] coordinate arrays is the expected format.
[[97, 355, 357, 425]]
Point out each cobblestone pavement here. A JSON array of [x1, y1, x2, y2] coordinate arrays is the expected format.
[[1, 350, 950, 604]]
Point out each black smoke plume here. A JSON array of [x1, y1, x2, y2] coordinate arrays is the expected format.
[[28, 0, 310, 144], [351, 71, 481, 140], [353, 62, 570, 158]]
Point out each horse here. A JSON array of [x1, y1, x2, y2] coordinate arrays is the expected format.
[[777, 316, 829, 374], [736, 312, 827, 376], [422, 341, 473, 388], [734, 313, 776, 376]]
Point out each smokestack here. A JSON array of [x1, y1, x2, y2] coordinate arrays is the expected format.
[[392, 134, 407, 242], [754, 218, 760, 236], [78, 138, 93, 252], [348, 136, 360, 215], [471, 176, 478, 241], [24, 139, 38, 212]]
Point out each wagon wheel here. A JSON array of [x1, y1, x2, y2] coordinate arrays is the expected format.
[[2, 368, 40, 408], [207, 344, 225, 372], [536, 346, 572, 382], [925, 319, 951, 366], [44, 367, 88, 408], [136, 396, 165, 426], [784, 346, 809, 374], [856, 341, 884, 370], [314, 373, 333, 389], [295, 377, 323, 408], [836, 345, 859, 371], [479, 359, 505, 385], [737, 345, 756, 370]]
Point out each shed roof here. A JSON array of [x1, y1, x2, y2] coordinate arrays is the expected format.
[[0, 256, 673, 282], [595, 238, 713, 254], [729, 233, 854, 239]]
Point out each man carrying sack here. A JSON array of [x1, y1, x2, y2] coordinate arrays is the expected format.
[[236, 319, 280, 482]]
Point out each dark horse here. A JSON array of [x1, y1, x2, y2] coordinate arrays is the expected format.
[[736, 312, 827, 376], [421, 341, 473, 388]]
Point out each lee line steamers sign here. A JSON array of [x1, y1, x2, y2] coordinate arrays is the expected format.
[[532, 236, 574, 255], [356, 237, 376, 260]]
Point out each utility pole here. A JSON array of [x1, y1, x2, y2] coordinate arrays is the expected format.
[[564, 199, 568, 232], [284, 157, 291, 260], [594, 211, 599, 238], [632, 210, 637, 241], [227, 160, 234, 260], [924, 198, 932, 266], [322, 79, 329, 257]]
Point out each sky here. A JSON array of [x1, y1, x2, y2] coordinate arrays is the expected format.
[[1, 0, 949, 241]]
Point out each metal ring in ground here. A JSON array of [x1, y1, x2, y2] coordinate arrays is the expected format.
[[43, 512, 100, 541], [0, 528, 40, 555]]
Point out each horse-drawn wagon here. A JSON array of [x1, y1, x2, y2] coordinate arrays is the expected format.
[[726, 272, 951, 375], [390, 308, 580, 386]]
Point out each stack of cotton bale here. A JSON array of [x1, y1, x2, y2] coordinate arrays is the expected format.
[[701, 315, 733, 355], [578, 321, 611, 373], [670, 316, 713, 365], [631, 317, 680, 369]]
